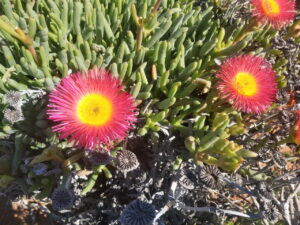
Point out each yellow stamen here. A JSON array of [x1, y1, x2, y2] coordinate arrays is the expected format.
[[77, 93, 112, 126], [234, 72, 258, 97], [262, 0, 280, 16]]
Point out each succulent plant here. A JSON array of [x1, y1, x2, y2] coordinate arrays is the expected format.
[[0, 0, 297, 197]]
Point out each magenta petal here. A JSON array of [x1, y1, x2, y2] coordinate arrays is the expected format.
[[47, 68, 137, 150]]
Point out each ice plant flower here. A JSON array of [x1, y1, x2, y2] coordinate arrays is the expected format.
[[216, 55, 277, 114], [251, 0, 296, 28], [47, 68, 137, 150]]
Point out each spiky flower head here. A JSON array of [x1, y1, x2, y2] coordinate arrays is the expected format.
[[5, 91, 22, 108], [257, 182, 273, 200], [178, 174, 195, 190], [51, 187, 74, 211], [216, 55, 277, 114], [199, 165, 226, 190], [260, 200, 281, 223], [47, 68, 137, 150], [272, 150, 286, 168], [4, 107, 23, 124], [115, 150, 139, 172], [251, 0, 296, 28], [120, 200, 155, 225]]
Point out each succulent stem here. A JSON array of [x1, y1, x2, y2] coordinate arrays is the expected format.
[[0, 18, 39, 63], [81, 165, 104, 195], [151, 0, 162, 14], [136, 21, 143, 51], [233, 19, 260, 44]]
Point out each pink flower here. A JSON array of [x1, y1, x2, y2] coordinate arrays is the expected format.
[[216, 55, 278, 114], [47, 68, 137, 150], [251, 0, 296, 28]]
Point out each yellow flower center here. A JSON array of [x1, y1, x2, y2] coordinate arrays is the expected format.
[[234, 72, 258, 97], [262, 0, 280, 16], [76, 93, 112, 126]]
